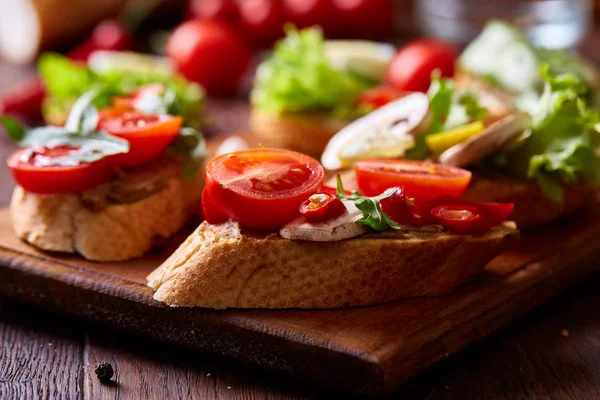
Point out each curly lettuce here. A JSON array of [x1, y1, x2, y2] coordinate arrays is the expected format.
[[493, 65, 600, 202], [38, 53, 204, 128], [251, 27, 372, 119]]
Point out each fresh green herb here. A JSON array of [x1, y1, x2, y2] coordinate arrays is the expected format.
[[38, 53, 204, 127], [335, 175, 400, 232], [252, 26, 372, 118], [166, 127, 206, 180], [407, 73, 488, 159], [492, 64, 600, 202], [2, 90, 129, 165]]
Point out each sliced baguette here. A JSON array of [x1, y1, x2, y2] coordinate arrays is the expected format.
[[148, 220, 517, 309], [10, 160, 204, 262], [250, 108, 348, 157], [463, 174, 598, 229]]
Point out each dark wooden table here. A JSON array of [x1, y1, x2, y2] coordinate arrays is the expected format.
[[2, 47, 600, 399]]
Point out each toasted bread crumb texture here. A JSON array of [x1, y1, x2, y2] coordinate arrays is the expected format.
[[148, 221, 517, 309], [10, 170, 204, 262], [464, 175, 598, 228]]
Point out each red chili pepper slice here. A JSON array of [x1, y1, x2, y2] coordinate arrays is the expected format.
[[300, 193, 347, 223], [379, 186, 425, 226], [418, 195, 514, 226], [430, 205, 491, 234]]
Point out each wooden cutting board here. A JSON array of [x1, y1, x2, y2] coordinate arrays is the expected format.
[[1, 206, 600, 396]]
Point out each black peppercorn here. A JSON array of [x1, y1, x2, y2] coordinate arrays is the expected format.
[[95, 362, 114, 382]]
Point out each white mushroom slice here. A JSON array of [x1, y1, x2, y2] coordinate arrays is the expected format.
[[280, 200, 367, 241], [439, 112, 530, 168], [321, 93, 430, 170]]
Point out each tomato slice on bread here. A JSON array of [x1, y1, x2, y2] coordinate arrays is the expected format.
[[355, 159, 472, 200], [204, 148, 324, 229], [8, 146, 111, 194], [98, 108, 182, 168]]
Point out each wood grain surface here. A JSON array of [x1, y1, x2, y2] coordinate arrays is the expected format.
[[2, 32, 600, 398]]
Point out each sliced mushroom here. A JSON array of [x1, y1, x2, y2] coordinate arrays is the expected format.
[[321, 92, 430, 170], [438, 112, 530, 168]]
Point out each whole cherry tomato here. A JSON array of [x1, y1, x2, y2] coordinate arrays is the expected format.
[[283, 0, 334, 34], [331, 0, 395, 39], [166, 20, 252, 96], [236, 0, 286, 47], [188, 0, 240, 26], [386, 38, 458, 93]]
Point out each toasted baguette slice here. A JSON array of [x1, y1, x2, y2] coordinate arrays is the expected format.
[[464, 174, 598, 229], [11, 160, 204, 262], [250, 108, 348, 157], [148, 220, 517, 309]]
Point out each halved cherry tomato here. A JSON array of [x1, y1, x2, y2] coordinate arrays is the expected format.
[[358, 85, 405, 110], [112, 84, 164, 110], [205, 148, 324, 229], [430, 205, 491, 234], [300, 193, 346, 223], [7, 146, 112, 194], [386, 38, 458, 93], [201, 184, 230, 224], [97, 108, 182, 168], [355, 159, 472, 201], [379, 186, 424, 226]]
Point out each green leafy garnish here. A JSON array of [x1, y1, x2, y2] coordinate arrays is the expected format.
[[335, 175, 399, 232], [407, 73, 488, 159], [2, 91, 130, 165], [252, 26, 372, 118], [492, 64, 600, 202], [166, 127, 206, 180], [38, 53, 204, 128]]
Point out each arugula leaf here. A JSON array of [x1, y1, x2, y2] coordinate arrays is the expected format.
[[406, 73, 487, 159], [335, 175, 400, 232], [493, 64, 600, 202], [251, 26, 371, 117]]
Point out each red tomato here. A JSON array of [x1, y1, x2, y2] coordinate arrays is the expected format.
[[97, 108, 182, 168], [112, 84, 164, 110], [355, 159, 472, 201], [205, 149, 325, 229], [202, 184, 230, 224], [7, 146, 112, 194], [166, 20, 252, 96], [358, 85, 405, 110], [283, 0, 334, 34], [189, 0, 240, 25], [386, 38, 458, 93], [299, 193, 346, 222], [331, 0, 395, 39], [236, 0, 286, 47]]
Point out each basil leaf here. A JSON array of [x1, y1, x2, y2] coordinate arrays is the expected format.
[[166, 127, 206, 180], [335, 175, 400, 232], [65, 88, 101, 133], [1, 116, 26, 141]]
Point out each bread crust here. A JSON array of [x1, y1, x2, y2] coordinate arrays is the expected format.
[[148, 221, 517, 309], [10, 165, 204, 262], [250, 108, 348, 157]]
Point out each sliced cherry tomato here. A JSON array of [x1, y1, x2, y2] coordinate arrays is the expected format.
[[97, 108, 182, 168], [355, 159, 472, 201], [379, 186, 424, 226], [201, 185, 230, 224], [431, 205, 491, 234], [7, 146, 112, 194], [300, 193, 346, 223], [112, 84, 164, 110], [358, 85, 405, 110], [418, 195, 514, 226], [205, 148, 324, 229], [386, 38, 458, 93], [236, 0, 285, 47], [166, 20, 252, 96]]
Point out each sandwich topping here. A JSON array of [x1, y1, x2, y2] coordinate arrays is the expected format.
[[203, 148, 514, 240]]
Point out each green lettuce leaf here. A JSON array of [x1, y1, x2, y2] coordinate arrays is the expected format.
[[493, 64, 600, 202], [38, 53, 204, 128], [407, 75, 487, 159], [251, 26, 372, 118]]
